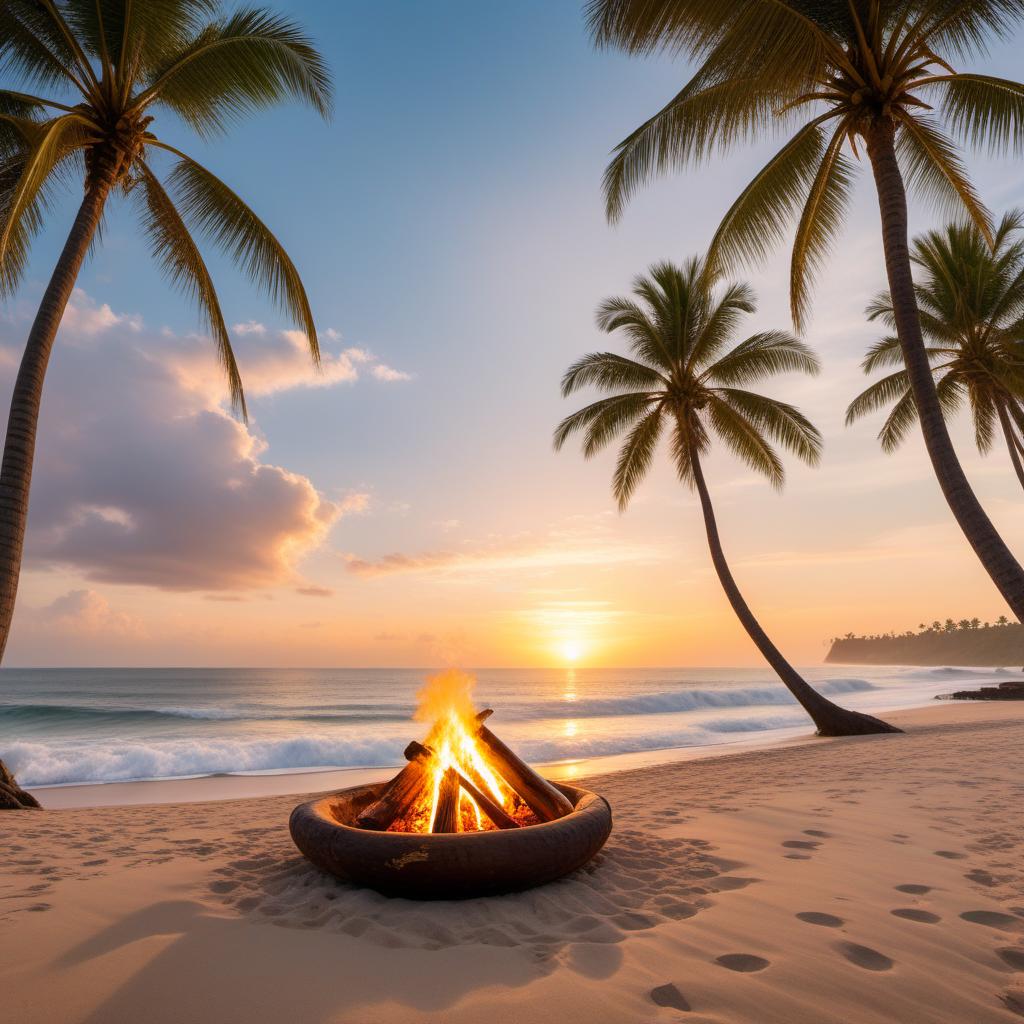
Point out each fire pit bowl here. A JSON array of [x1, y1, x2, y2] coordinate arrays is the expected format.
[[289, 779, 612, 899]]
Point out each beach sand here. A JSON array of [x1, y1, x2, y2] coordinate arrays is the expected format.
[[2, 701, 1023, 1023]]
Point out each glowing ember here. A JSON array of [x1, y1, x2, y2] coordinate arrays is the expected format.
[[386, 670, 540, 833]]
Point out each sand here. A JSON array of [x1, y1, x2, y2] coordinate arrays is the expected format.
[[2, 701, 1023, 1023]]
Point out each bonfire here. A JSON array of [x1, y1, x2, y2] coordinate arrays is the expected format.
[[355, 670, 573, 834]]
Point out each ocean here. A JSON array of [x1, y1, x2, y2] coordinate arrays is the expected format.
[[0, 664, 1005, 789]]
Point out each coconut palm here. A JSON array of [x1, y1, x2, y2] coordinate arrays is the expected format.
[[586, 0, 1024, 619], [554, 258, 899, 735], [0, 1, 331, 667], [847, 211, 1024, 490]]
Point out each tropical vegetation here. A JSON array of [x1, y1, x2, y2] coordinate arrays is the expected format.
[[0, 0, 332, 801], [847, 211, 1024, 490], [586, 0, 1024, 619], [554, 257, 900, 735]]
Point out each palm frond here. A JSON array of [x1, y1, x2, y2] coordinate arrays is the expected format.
[[895, 114, 992, 241], [559, 351, 666, 397], [1, 1, 91, 93], [685, 280, 756, 372], [970, 384, 998, 453], [139, 7, 332, 135], [845, 369, 914, 425], [790, 121, 855, 331], [611, 406, 664, 510], [715, 387, 822, 465], [704, 330, 820, 385], [553, 392, 656, 455], [927, 73, 1024, 155], [707, 118, 832, 275], [132, 160, 246, 418], [62, 0, 216, 82], [706, 394, 785, 488], [602, 73, 786, 222], [0, 113, 88, 289], [155, 144, 319, 361]]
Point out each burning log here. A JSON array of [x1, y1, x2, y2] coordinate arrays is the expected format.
[[474, 715, 573, 822], [431, 767, 461, 833], [355, 741, 433, 831], [405, 741, 519, 830]]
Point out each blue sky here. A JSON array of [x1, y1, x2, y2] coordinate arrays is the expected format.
[[3, 3, 1024, 667]]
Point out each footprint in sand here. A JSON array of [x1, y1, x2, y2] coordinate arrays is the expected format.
[[934, 850, 967, 860], [961, 910, 1021, 930], [803, 830, 832, 838], [782, 840, 821, 850], [650, 983, 691, 1011], [835, 942, 894, 972], [997, 949, 1024, 971], [785, 853, 812, 860], [1001, 991, 1024, 1018], [895, 884, 933, 895], [891, 908, 941, 924], [716, 954, 770, 973], [796, 912, 844, 928]]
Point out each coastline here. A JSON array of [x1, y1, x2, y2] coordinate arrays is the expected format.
[[24, 663, 958, 808], [4, 701, 1024, 1023]]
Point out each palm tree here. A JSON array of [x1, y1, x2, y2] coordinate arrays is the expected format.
[[586, 0, 1024, 619], [0, 1, 331, 806], [847, 211, 1024, 489], [0, 2, 331, 660], [554, 258, 899, 736]]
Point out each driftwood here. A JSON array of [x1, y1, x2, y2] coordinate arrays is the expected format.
[[474, 718, 573, 822], [355, 741, 432, 830], [431, 767, 460, 833]]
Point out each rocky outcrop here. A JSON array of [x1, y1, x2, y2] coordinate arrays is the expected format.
[[941, 681, 1024, 701]]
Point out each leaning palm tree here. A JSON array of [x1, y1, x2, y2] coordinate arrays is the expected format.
[[847, 210, 1024, 489], [586, 0, 1024, 619], [0, 2, 330, 806], [555, 258, 899, 736], [0, 1, 331, 664]]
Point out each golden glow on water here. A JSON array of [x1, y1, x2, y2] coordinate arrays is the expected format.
[[563, 719, 578, 738]]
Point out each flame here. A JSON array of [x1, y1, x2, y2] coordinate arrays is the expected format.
[[389, 669, 534, 833]]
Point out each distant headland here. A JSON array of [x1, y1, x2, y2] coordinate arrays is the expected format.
[[826, 618, 1024, 667]]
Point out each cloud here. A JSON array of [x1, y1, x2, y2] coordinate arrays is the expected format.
[[346, 526, 664, 580], [232, 320, 267, 335], [371, 363, 412, 382], [60, 289, 142, 337], [35, 588, 144, 637], [1, 294, 353, 591], [162, 327, 410, 403], [337, 491, 371, 516], [295, 585, 333, 597]]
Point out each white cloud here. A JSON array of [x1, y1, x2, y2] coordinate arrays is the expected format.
[[337, 491, 371, 516], [60, 290, 142, 337], [1, 297, 349, 592], [371, 363, 412, 382], [232, 320, 267, 335]]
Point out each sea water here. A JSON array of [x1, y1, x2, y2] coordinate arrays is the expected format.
[[0, 664, 1006, 788]]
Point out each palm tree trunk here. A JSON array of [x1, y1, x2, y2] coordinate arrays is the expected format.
[[865, 120, 1024, 620], [0, 167, 118, 808], [997, 402, 1024, 494], [689, 447, 900, 736]]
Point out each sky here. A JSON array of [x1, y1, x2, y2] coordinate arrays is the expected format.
[[2, 2, 1023, 669]]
